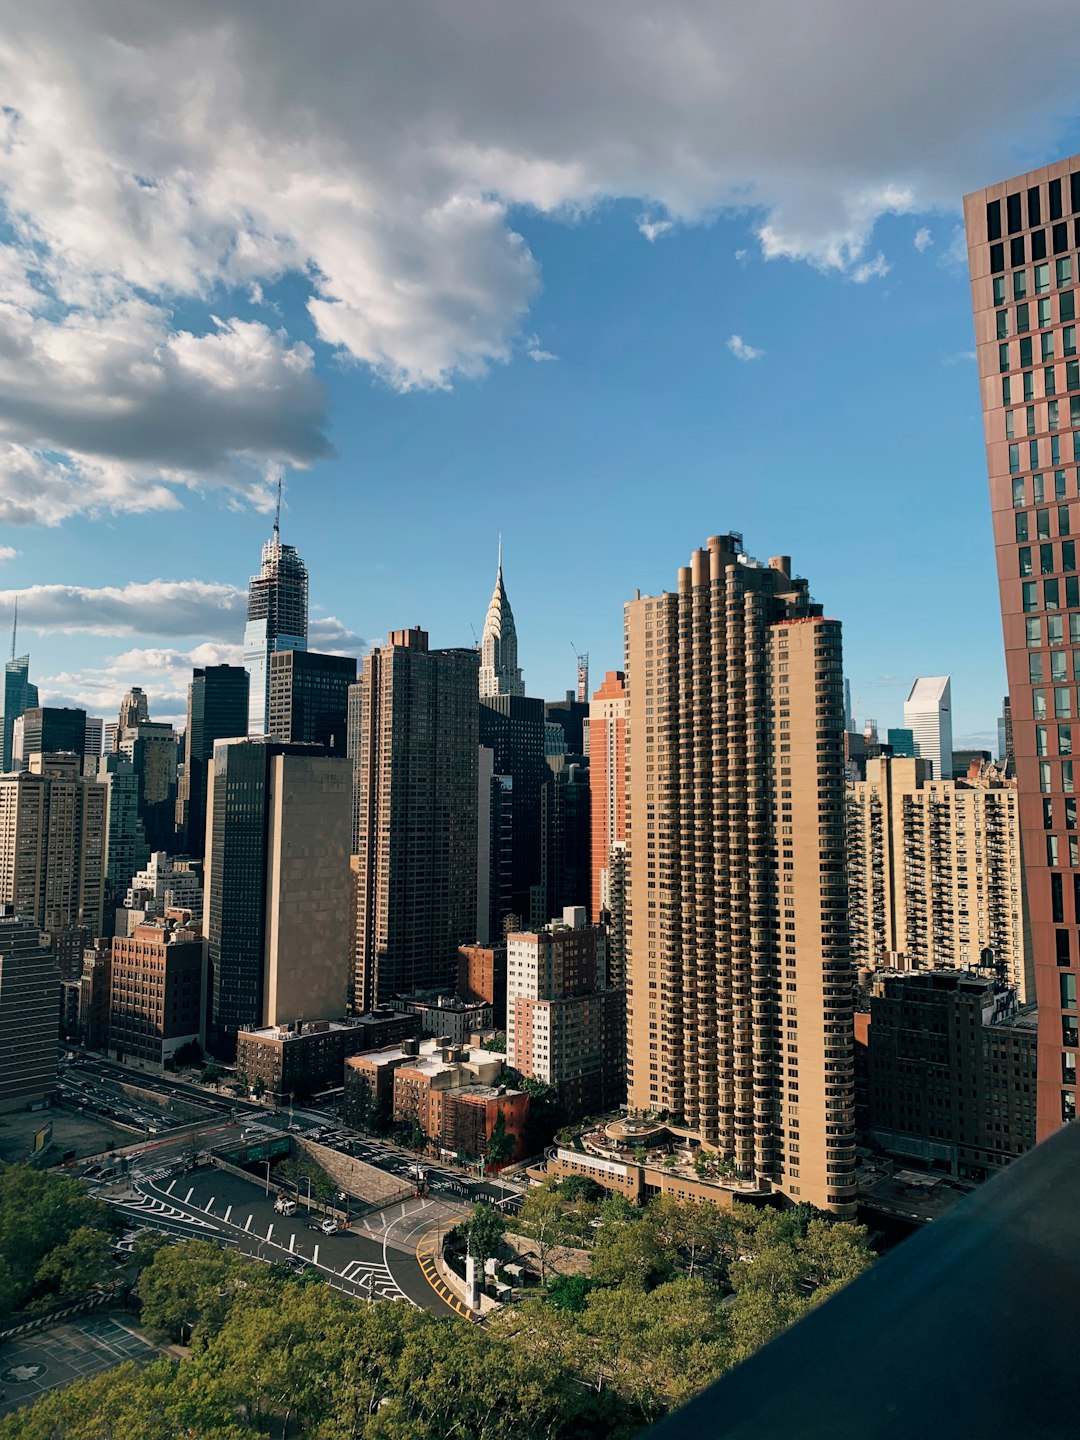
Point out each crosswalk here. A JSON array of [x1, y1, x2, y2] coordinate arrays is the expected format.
[[338, 1258, 403, 1302], [111, 1189, 220, 1232]]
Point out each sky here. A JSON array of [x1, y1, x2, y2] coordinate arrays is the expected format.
[[3, 4, 1080, 748]]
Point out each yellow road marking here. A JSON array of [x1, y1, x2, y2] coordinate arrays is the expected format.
[[414, 1221, 478, 1320]]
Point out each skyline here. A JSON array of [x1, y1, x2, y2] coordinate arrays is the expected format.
[[5, 7, 1080, 742]]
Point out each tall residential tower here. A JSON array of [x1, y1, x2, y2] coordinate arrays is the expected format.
[[625, 533, 855, 1215], [965, 156, 1080, 1138]]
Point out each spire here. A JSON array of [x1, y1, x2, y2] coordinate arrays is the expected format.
[[273, 473, 283, 539], [479, 540, 524, 699]]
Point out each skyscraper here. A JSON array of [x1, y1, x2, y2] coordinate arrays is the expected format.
[[242, 511, 308, 736], [97, 751, 149, 934], [18, 706, 87, 765], [479, 694, 549, 925], [589, 670, 628, 925], [115, 687, 149, 744], [903, 676, 953, 781], [964, 157, 1080, 1137], [625, 533, 855, 1215], [0, 908, 60, 1112], [204, 737, 352, 1054], [352, 628, 478, 1011], [478, 543, 524, 698], [267, 649, 356, 755], [83, 718, 104, 761], [1, 640, 38, 774], [179, 665, 249, 859], [119, 722, 179, 853]]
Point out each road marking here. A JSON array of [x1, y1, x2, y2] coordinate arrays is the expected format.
[[205, 1197, 215, 1212], [184, 1188, 193, 1203], [289, 1233, 295, 1253], [223, 1205, 232, 1223], [244, 1215, 252, 1232], [313, 1243, 319, 1265], [363, 1218, 372, 1231], [266, 1223, 274, 1240]]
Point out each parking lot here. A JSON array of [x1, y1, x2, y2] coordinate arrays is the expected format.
[[0, 1316, 156, 1420]]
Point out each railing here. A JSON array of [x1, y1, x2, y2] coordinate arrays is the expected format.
[[645, 1120, 1080, 1439]]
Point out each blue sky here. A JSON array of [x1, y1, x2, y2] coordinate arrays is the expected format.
[[3, 3, 1080, 748]]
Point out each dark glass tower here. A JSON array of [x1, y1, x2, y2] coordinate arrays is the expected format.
[[267, 650, 356, 755], [242, 518, 309, 736], [2, 656, 38, 773], [479, 694, 550, 925], [180, 665, 250, 859], [19, 706, 86, 762]]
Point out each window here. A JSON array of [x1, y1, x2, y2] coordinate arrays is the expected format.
[[1045, 797, 1056, 828], [1004, 376, 1013, 405], [1055, 686, 1072, 718], [1068, 797, 1077, 830], [1057, 929, 1072, 963], [1037, 723, 1050, 755], [1067, 327, 1077, 357], [1033, 439, 1043, 469], [1034, 688, 1048, 719], [1016, 512, 1030, 542], [1030, 653, 1044, 683], [1063, 290, 1076, 321], [1048, 835, 1060, 866], [1014, 477, 1026, 506], [1033, 228, 1048, 261], [1039, 297, 1053, 328], [1053, 650, 1069, 681], [1058, 257, 1074, 288], [1042, 542, 1056, 574], [1007, 192, 1023, 233], [1050, 178, 1063, 221], [1028, 405, 1037, 435], [1006, 410, 1016, 438], [997, 309, 1010, 338], [1064, 722, 1075, 755], [1053, 435, 1062, 464], [1017, 303, 1030, 333], [1065, 541, 1077, 572], [1009, 444, 1021, 474], [1020, 337, 1033, 368], [1064, 1092, 1076, 1123], [1046, 578, 1061, 608], [1070, 360, 1080, 392], [1054, 221, 1070, 254], [1040, 760, 1053, 792], [991, 242, 1005, 273], [1019, 546, 1033, 576], [1069, 575, 1080, 608], [1065, 760, 1076, 793], [1012, 236, 1026, 267], [1050, 400, 1061, 430], [1054, 874, 1066, 922], [999, 342, 1011, 374], [1023, 581, 1038, 612], [1036, 262, 1051, 294], [1065, 1016, 1079, 1047], [1043, 333, 1056, 363], [1038, 507, 1052, 537], [1062, 973, 1077, 1010], [1050, 614, 1065, 645], [1030, 370, 1041, 400], [1061, 500, 1072, 530], [1072, 613, 1080, 642], [987, 200, 1002, 240], [1029, 186, 1044, 227]]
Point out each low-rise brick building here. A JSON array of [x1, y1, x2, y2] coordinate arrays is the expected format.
[[236, 1009, 420, 1100], [108, 917, 203, 1070]]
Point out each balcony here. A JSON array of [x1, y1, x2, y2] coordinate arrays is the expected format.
[[645, 1120, 1080, 1440]]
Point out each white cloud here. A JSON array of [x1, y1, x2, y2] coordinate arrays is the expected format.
[[0, 545, 18, 561], [39, 642, 246, 728], [851, 252, 890, 284], [914, 226, 932, 252], [734, 248, 748, 261], [727, 334, 764, 362], [941, 349, 978, 365], [0, 579, 365, 653], [0, 0, 1078, 503], [637, 215, 674, 242], [524, 334, 558, 363]]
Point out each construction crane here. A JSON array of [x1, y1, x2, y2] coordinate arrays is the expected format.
[[570, 642, 589, 704]]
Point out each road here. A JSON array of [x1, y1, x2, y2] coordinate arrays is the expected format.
[[107, 1161, 463, 1316]]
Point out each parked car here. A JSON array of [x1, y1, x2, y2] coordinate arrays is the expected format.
[[319, 1219, 338, 1235], [274, 1197, 298, 1216]]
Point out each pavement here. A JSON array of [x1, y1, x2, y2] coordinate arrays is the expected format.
[[107, 1162, 465, 1316], [0, 1316, 156, 1421]]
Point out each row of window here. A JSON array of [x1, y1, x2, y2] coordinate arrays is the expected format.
[[1001, 343, 1080, 382], [1019, 542, 1077, 576], [990, 225, 1080, 273], [1007, 400, 1080, 438], [1012, 471, 1075, 507], [996, 298, 1076, 336], [1003, 368, 1068, 406], [1009, 433, 1072, 470], [1021, 577, 1080, 612], [994, 260, 1075, 305], [1035, 721, 1078, 755], [1016, 505, 1071, 541], [987, 177, 1080, 241]]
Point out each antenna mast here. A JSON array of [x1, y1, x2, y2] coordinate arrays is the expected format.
[[10, 596, 16, 662], [273, 474, 283, 538]]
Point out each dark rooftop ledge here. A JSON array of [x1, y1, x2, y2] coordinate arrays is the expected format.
[[647, 1121, 1080, 1440]]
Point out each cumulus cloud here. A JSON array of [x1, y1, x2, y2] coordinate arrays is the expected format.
[[0, 546, 18, 561], [39, 642, 246, 728], [0, 579, 365, 653], [914, 226, 933, 252], [727, 334, 764, 362], [851, 252, 890, 284], [524, 335, 558, 363], [1, 0, 1079, 521]]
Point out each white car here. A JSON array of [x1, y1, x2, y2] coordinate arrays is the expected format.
[[319, 1219, 338, 1235]]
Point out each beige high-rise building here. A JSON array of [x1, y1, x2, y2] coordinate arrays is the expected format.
[[625, 532, 855, 1215], [848, 756, 1031, 998], [0, 754, 106, 966], [352, 628, 479, 1012]]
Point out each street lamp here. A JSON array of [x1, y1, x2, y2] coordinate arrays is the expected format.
[[263, 1160, 271, 1196]]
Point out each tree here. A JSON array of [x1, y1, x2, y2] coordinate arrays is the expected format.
[[518, 1180, 570, 1284], [559, 1175, 604, 1204], [546, 1273, 595, 1312], [33, 1226, 114, 1300], [0, 1163, 118, 1312], [484, 1032, 507, 1054], [589, 1218, 674, 1291], [251, 1076, 266, 1100], [460, 1203, 505, 1267], [199, 1064, 221, 1086], [485, 1108, 514, 1168], [172, 1039, 202, 1067]]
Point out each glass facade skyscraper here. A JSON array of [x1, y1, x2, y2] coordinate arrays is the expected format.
[[242, 521, 308, 736]]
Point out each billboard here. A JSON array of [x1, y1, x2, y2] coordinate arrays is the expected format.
[[33, 1121, 53, 1152]]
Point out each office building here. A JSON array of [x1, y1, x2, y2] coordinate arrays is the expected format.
[[590, 670, 628, 926], [478, 544, 524, 699], [964, 156, 1080, 1137], [538, 757, 590, 921], [625, 532, 855, 1215], [122, 850, 202, 924], [545, 693, 589, 756], [953, 748, 992, 777], [178, 665, 249, 858], [119, 722, 179, 853], [268, 649, 356, 755], [903, 677, 953, 781], [476, 746, 512, 945], [0, 908, 60, 1111], [116, 687, 149, 743], [0, 754, 106, 967], [1, 646, 38, 775], [479, 694, 549, 926], [97, 752, 149, 931], [236, 1011, 420, 1100], [507, 906, 625, 1119], [887, 727, 916, 758], [84, 718, 104, 761], [242, 515, 308, 736], [861, 969, 1037, 1178], [18, 706, 87, 765], [108, 916, 203, 1070], [352, 628, 478, 1011], [78, 939, 112, 1052], [848, 756, 1030, 997], [204, 738, 352, 1053]]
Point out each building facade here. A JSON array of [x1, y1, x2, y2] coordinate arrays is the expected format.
[[589, 670, 628, 927], [1, 652, 38, 774], [862, 968, 1037, 1178], [478, 694, 549, 926], [625, 533, 855, 1214], [267, 649, 356, 756], [235, 1012, 420, 1100], [242, 522, 309, 736], [507, 906, 625, 1119], [0, 908, 60, 1111], [352, 629, 478, 1010], [204, 738, 352, 1053], [108, 917, 203, 1069], [964, 157, 1080, 1136], [179, 664, 249, 859], [478, 546, 524, 699], [848, 756, 1030, 997], [903, 676, 954, 781], [118, 723, 179, 854]]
